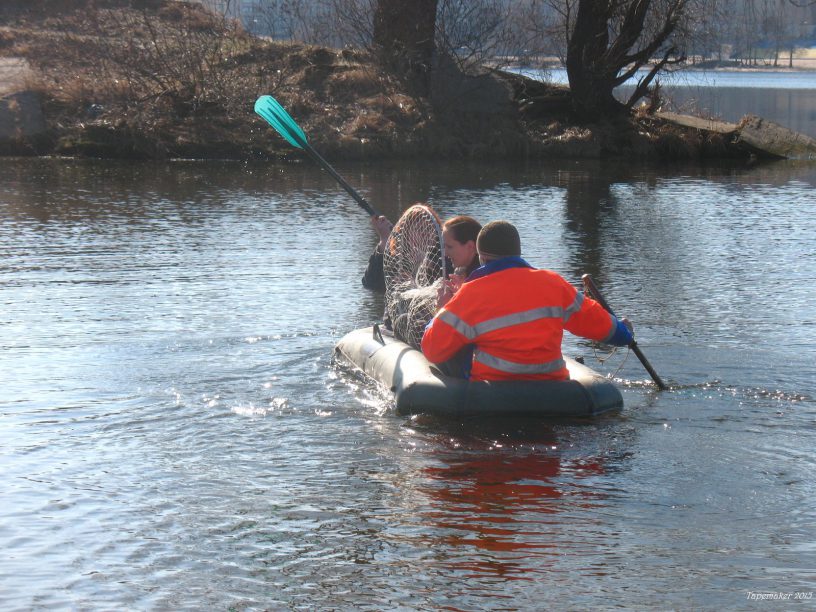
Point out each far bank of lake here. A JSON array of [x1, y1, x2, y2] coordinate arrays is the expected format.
[[523, 68, 816, 139]]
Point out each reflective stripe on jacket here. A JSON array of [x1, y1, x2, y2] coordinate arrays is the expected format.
[[421, 260, 620, 382]]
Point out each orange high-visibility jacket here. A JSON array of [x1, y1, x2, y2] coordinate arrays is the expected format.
[[421, 260, 623, 382]]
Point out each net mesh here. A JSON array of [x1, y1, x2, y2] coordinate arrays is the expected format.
[[383, 205, 446, 349]]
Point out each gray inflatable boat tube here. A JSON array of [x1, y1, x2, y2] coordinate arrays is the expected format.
[[334, 326, 623, 417]]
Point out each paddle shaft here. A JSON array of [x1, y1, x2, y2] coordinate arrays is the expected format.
[[288, 130, 379, 217], [582, 274, 668, 390]]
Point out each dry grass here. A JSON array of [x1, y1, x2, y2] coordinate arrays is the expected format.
[[326, 67, 384, 99], [0, 0, 766, 161], [1, 0, 344, 157], [1, 0, 542, 160]]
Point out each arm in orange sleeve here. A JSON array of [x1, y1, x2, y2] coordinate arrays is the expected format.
[[565, 286, 633, 346], [565, 295, 616, 341], [554, 275, 620, 343], [421, 306, 471, 364]]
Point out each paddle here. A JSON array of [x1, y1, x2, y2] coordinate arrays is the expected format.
[[254, 95, 380, 217], [582, 274, 668, 390]]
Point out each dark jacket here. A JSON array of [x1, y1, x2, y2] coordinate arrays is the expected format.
[[362, 249, 386, 292]]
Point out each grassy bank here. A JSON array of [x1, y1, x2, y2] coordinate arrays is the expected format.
[[0, 0, 759, 162]]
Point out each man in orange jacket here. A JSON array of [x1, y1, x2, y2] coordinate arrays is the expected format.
[[421, 221, 634, 381]]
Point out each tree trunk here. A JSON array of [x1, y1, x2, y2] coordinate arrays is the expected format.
[[565, 2, 627, 120], [564, 0, 687, 121], [372, 0, 439, 94]]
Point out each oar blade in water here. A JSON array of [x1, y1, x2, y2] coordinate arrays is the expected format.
[[254, 95, 308, 149]]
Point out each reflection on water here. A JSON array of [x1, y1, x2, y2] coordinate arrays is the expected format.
[[419, 449, 605, 555], [1, 158, 815, 609]]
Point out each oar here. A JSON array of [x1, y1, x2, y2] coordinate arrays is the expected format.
[[582, 274, 668, 390], [254, 95, 380, 217]]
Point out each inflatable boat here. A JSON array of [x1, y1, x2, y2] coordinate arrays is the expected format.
[[334, 326, 623, 418]]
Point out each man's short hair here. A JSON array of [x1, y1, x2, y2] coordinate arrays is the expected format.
[[477, 221, 521, 260]]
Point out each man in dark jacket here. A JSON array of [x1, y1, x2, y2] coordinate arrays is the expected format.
[[361, 215, 393, 292]]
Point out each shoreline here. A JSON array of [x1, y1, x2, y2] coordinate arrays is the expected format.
[[505, 55, 816, 73], [2, 0, 814, 163]]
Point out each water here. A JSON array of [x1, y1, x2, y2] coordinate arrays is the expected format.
[[1, 157, 815, 610], [529, 67, 816, 139]]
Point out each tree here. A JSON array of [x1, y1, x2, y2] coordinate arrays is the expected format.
[[563, 0, 689, 120], [435, 0, 545, 72], [372, 0, 439, 93]]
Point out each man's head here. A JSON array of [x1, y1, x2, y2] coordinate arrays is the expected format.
[[477, 221, 521, 264]]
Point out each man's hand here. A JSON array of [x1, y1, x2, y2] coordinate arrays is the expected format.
[[621, 317, 634, 336], [370, 215, 393, 253]]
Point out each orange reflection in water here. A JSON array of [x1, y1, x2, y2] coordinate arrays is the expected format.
[[414, 449, 608, 579]]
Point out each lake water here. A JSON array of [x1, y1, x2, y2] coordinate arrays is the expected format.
[[529, 68, 816, 139], [1, 156, 815, 610]]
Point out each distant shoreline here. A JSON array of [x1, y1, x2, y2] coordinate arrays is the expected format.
[[503, 54, 816, 73], [682, 58, 816, 72]]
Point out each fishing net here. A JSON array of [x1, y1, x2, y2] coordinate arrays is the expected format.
[[383, 204, 446, 349]]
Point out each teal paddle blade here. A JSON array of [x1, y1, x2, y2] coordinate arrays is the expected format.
[[254, 95, 308, 149]]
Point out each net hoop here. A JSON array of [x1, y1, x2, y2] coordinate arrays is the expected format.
[[382, 204, 446, 348]]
